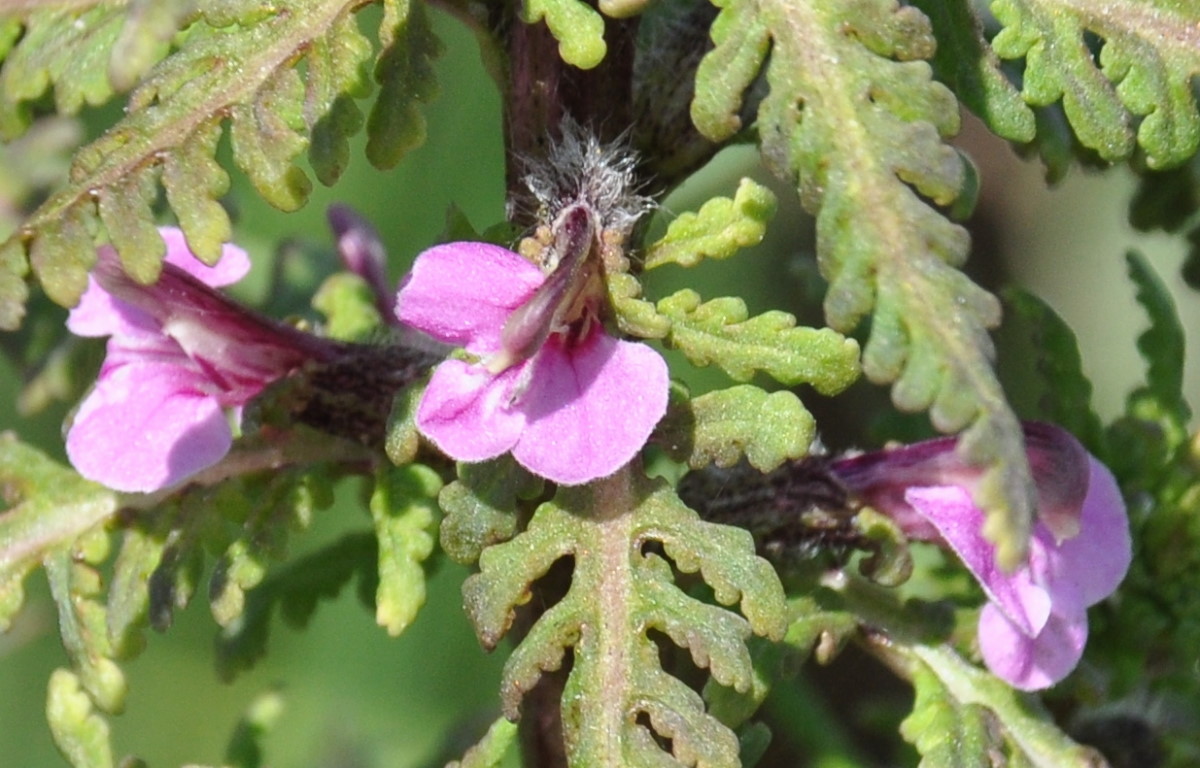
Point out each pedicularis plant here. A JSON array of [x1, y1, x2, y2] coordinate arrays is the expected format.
[[0, 1, 1198, 766]]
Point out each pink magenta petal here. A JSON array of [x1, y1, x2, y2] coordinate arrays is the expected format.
[[68, 261, 159, 339], [416, 358, 527, 462], [66, 363, 232, 492], [396, 242, 545, 354], [1052, 457, 1131, 607], [159, 227, 250, 287], [69, 229, 248, 336], [978, 602, 1088, 690], [512, 332, 669, 485], [905, 485, 1052, 637]]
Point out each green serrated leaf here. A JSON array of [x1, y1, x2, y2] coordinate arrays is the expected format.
[[607, 271, 671, 339], [306, 11, 372, 186], [0, 9, 125, 138], [900, 663, 992, 768], [446, 717, 520, 768], [145, 492, 216, 632], [109, 0, 195, 92], [907, 0, 1034, 142], [46, 668, 114, 768], [519, 0, 606, 70], [660, 384, 815, 472], [0, 434, 118, 632], [45, 538, 128, 716], [230, 66, 312, 210], [98, 169, 164, 285], [106, 525, 165, 659], [2, 1, 383, 322], [693, 0, 1034, 568], [464, 470, 785, 766], [644, 178, 777, 270], [161, 118, 232, 265], [367, 0, 441, 169], [438, 456, 540, 565], [209, 470, 328, 627], [991, 0, 1200, 168], [1002, 288, 1106, 454], [370, 463, 440, 636], [28, 200, 95, 310], [216, 533, 377, 681], [825, 572, 1102, 766], [658, 289, 860, 394], [902, 646, 1107, 767], [1126, 251, 1189, 424]]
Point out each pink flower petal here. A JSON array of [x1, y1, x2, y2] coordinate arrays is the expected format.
[[978, 602, 1088, 690], [66, 363, 232, 492], [396, 242, 545, 354], [68, 230, 248, 336], [905, 485, 1052, 637], [512, 331, 669, 485], [159, 227, 250, 287], [415, 358, 527, 462], [67, 258, 159, 339], [1052, 457, 1131, 607]]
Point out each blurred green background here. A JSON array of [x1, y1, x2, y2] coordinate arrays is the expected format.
[[1, 5, 1196, 767]]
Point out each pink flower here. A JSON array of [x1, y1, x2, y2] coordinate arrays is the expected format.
[[395, 241, 669, 484], [836, 423, 1131, 689], [67, 228, 341, 492]]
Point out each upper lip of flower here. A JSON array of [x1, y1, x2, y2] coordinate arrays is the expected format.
[[488, 203, 601, 375], [831, 421, 1091, 543]]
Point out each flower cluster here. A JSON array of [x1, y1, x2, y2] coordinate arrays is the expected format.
[[70, 211, 670, 493]]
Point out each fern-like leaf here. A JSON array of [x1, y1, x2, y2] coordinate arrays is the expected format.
[[44, 531, 127, 717], [658, 289, 860, 394], [462, 470, 786, 767], [909, 0, 1036, 142], [643, 178, 777, 270], [991, 0, 1200, 168], [0, 8, 126, 139], [209, 469, 333, 627], [0, 434, 118, 633], [438, 456, 541, 565], [1125, 251, 1190, 428], [370, 463, 440, 636], [692, 0, 1035, 568], [0, 0, 440, 329], [46, 667, 115, 768], [216, 533, 378, 681], [900, 647, 1107, 767], [0, 1, 196, 138], [1002, 288, 1106, 454], [366, 0, 441, 169], [657, 384, 816, 472]]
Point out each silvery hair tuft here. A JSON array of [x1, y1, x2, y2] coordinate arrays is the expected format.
[[522, 120, 654, 238]]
